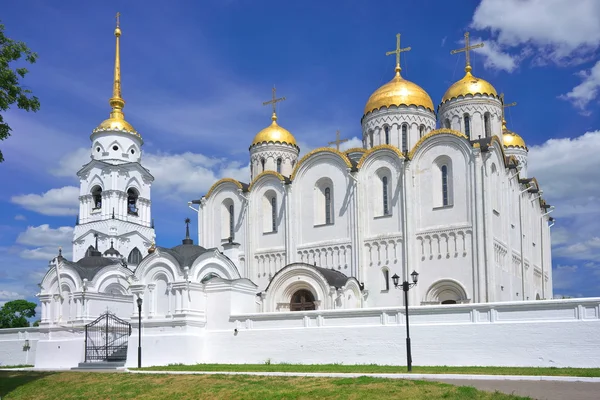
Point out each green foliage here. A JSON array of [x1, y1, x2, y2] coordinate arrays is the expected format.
[[0, 21, 40, 163], [32, 319, 40, 327], [0, 299, 37, 328]]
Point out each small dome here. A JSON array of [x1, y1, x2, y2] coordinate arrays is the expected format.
[[442, 67, 497, 103], [94, 117, 138, 136], [364, 68, 434, 115], [251, 114, 297, 147], [503, 126, 527, 150], [103, 240, 121, 257]]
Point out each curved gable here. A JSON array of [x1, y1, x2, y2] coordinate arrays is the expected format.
[[290, 147, 352, 180], [356, 144, 404, 169], [248, 170, 286, 192], [205, 178, 247, 199]]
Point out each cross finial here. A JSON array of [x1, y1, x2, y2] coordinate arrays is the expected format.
[[500, 93, 517, 129], [386, 33, 411, 75], [115, 12, 121, 27], [263, 86, 286, 120], [185, 217, 191, 239], [328, 130, 349, 150], [450, 32, 484, 73]]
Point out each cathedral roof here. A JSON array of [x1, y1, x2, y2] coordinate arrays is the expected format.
[[364, 67, 434, 115], [441, 67, 498, 104], [103, 240, 121, 257], [63, 256, 123, 281], [502, 120, 527, 150], [251, 113, 298, 147], [155, 243, 210, 270]]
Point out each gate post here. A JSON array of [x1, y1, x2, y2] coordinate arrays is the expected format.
[[84, 325, 88, 362], [105, 313, 109, 361]]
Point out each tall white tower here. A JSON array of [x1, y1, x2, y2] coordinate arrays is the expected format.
[[72, 15, 155, 265]]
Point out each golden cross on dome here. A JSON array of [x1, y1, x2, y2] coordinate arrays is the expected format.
[[500, 93, 517, 126], [450, 32, 484, 71], [386, 33, 411, 73], [263, 86, 286, 115], [328, 130, 348, 150], [115, 12, 121, 27]]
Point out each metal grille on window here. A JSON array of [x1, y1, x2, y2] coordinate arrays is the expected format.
[[127, 248, 142, 265], [382, 176, 389, 215], [442, 165, 449, 206], [325, 187, 331, 224], [271, 196, 277, 232], [401, 124, 408, 152]]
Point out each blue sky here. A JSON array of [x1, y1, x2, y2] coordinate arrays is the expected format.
[[1, 0, 600, 310]]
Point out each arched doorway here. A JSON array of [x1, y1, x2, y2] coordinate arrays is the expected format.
[[290, 289, 316, 311]]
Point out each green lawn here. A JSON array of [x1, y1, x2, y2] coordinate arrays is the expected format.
[[0, 365, 34, 369], [137, 363, 600, 377], [0, 371, 529, 399]]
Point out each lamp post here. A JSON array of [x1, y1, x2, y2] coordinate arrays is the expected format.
[[136, 296, 143, 368], [392, 270, 419, 372]]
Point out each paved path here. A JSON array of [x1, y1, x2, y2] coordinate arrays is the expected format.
[[429, 378, 600, 400]]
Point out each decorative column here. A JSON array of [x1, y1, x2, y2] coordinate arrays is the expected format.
[[147, 283, 156, 318]]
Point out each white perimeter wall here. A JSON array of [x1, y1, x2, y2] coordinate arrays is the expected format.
[[2, 298, 600, 369], [0, 328, 39, 367]]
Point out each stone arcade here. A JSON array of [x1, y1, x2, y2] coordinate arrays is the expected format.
[[23, 22, 594, 370]]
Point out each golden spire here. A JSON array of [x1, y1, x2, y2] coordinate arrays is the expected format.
[[500, 93, 517, 130], [450, 32, 484, 73], [109, 12, 125, 120], [386, 33, 411, 76], [94, 12, 138, 136], [262, 85, 286, 122]]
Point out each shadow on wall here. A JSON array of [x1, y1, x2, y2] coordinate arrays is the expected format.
[[0, 371, 55, 398]]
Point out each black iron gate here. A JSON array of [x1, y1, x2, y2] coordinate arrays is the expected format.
[[84, 312, 132, 362]]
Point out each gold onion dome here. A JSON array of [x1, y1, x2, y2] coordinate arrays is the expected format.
[[364, 65, 434, 115], [251, 113, 297, 147], [442, 65, 497, 103], [94, 15, 139, 137], [502, 120, 527, 149]]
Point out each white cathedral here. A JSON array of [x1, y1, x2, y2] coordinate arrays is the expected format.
[[35, 23, 554, 366]]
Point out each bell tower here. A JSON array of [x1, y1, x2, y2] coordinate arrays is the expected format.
[[72, 14, 155, 265]]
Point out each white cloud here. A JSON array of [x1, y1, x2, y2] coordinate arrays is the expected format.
[[14, 214, 26, 221], [559, 60, 600, 111], [11, 186, 80, 216], [50, 147, 91, 177], [339, 137, 363, 151], [16, 224, 74, 261], [471, 0, 600, 63], [474, 38, 517, 72]]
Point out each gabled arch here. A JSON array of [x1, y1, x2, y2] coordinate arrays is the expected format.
[[87, 174, 105, 193], [356, 144, 404, 169], [190, 251, 241, 282], [408, 128, 469, 159], [425, 279, 469, 304], [205, 178, 245, 199], [290, 147, 352, 180], [248, 170, 285, 192], [134, 250, 181, 284]]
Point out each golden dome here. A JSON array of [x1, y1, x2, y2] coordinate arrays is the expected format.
[[502, 121, 527, 149], [364, 67, 434, 115], [251, 114, 297, 147], [442, 66, 497, 103], [95, 116, 138, 134]]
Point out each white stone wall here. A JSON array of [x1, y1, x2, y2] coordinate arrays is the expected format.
[[250, 142, 299, 180], [438, 96, 502, 141], [0, 328, 38, 367]]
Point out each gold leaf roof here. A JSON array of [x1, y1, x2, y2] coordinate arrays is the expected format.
[[441, 67, 498, 103], [364, 68, 434, 115], [502, 120, 527, 150], [251, 114, 297, 147]]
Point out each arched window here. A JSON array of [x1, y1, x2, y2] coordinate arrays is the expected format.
[[325, 187, 332, 224], [127, 188, 139, 215], [382, 176, 389, 215], [464, 114, 471, 137], [250, 163, 254, 177], [441, 165, 449, 206], [229, 204, 235, 239], [127, 247, 143, 265], [91, 186, 102, 210], [271, 196, 277, 232], [276, 158, 282, 174], [441, 300, 457, 305], [369, 132, 374, 148], [384, 126, 390, 145], [86, 245, 95, 257], [382, 268, 390, 291], [291, 160, 296, 168], [401, 124, 408, 152], [261, 158, 266, 172], [201, 272, 220, 283], [290, 289, 316, 311], [444, 119, 451, 129], [484, 113, 491, 137], [419, 125, 425, 138]]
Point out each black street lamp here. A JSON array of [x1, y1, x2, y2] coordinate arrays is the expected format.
[[136, 296, 143, 368], [392, 270, 419, 372]]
